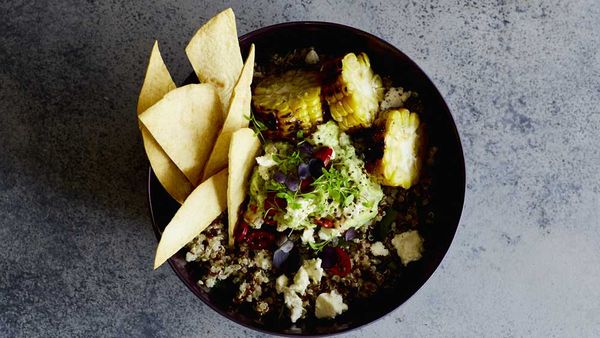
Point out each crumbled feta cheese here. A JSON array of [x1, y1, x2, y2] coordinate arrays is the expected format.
[[301, 228, 315, 244], [370, 241, 390, 256], [254, 250, 272, 270], [303, 258, 324, 283], [315, 290, 348, 319], [391, 230, 424, 265], [284, 289, 305, 323], [304, 49, 319, 64], [380, 87, 412, 111], [275, 275, 288, 294], [318, 227, 342, 241], [256, 155, 277, 167], [290, 266, 310, 295], [277, 260, 324, 322]]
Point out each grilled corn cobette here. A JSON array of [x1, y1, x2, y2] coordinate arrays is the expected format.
[[323, 53, 384, 131], [371, 108, 423, 189], [252, 70, 323, 138]]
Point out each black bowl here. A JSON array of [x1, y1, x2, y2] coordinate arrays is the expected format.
[[148, 22, 465, 336]]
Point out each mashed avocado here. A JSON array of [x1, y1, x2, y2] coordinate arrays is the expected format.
[[247, 121, 383, 234]]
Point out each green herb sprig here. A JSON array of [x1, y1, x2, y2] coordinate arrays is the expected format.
[[311, 166, 360, 207], [308, 239, 330, 252], [245, 113, 267, 143]]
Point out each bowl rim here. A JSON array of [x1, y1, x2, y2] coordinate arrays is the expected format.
[[147, 20, 466, 337]]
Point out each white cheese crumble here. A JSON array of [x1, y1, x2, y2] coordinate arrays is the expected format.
[[315, 290, 348, 319], [255, 154, 277, 167], [370, 241, 390, 256], [276, 259, 324, 322], [254, 250, 272, 270], [275, 275, 288, 294], [391, 230, 424, 265], [380, 87, 412, 111], [301, 228, 315, 244], [303, 258, 324, 283], [256, 154, 277, 181], [304, 49, 319, 64], [283, 289, 304, 323], [289, 266, 310, 295]]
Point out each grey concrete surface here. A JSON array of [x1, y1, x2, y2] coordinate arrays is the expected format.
[[1, 0, 599, 337]]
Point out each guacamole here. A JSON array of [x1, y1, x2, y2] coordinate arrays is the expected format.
[[245, 122, 383, 234]]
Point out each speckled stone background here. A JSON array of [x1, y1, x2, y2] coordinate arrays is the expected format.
[[1, 0, 599, 337]]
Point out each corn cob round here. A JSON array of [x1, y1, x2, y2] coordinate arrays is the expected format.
[[252, 70, 323, 138], [371, 108, 423, 188], [322, 52, 384, 131]]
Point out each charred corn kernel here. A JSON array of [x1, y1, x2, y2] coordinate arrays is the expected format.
[[252, 70, 323, 138], [373, 109, 423, 188], [323, 53, 384, 130]]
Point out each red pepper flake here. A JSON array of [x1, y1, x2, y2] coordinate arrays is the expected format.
[[234, 221, 250, 242], [315, 218, 335, 228], [313, 147, 334, 167], [300, 178, 313, 193], [328, 247, 352, 277]]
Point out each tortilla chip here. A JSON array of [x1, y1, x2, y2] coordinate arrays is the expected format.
[[202, 44, 256, 180], [137, 41, 177, 114], [139, 83, 223, 186], [154, 168, 228, 269], [227, 128, 261, 248], [140, 127, 193, 203], [185, 8, 243, 116], [137, 41, 192, 203]]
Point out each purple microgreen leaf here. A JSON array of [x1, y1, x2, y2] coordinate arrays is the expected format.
[[298, 163, 310, 180], [273, 171, 286, 184]]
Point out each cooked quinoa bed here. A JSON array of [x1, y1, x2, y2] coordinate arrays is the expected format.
[[183, 48, 438, 323]]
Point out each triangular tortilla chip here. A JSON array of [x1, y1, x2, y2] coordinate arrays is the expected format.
[[227, 128, 261, 248], [140, 127, 193, 203], [154, 169, 228, 269], [139, 83, 223, 186], [202, 44, 256, 181], [137, 41, 193, 203], [137, 41, 177, 114], [185, 8, 243, 117]]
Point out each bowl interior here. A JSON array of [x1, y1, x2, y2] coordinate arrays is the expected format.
[[148, 22, 465, 336]]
